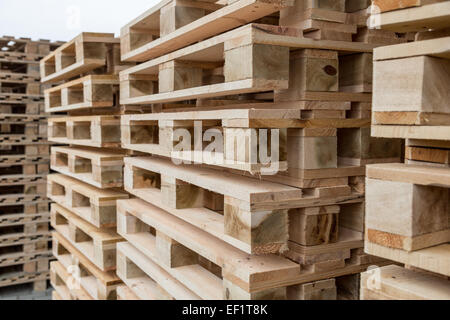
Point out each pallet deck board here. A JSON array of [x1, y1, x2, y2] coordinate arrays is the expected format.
[[121, 0, 293, 62]]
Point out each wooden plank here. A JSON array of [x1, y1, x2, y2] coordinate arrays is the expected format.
[[367, 162, 450, 187], [361, 264, 450, 300], [374, 36, 450, 61], [371, 125, 450, 141], [116, 242, 200, 300], [121, 0, 293, 61], [371, 1, 450, 31], [365, 241, 450, 276]]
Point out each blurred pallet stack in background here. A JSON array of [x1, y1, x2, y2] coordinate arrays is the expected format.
[[361, 0, 450, 300], [0, 36, 62, 294], [112, 0, 407, 300], [40, 33, 133, 300]]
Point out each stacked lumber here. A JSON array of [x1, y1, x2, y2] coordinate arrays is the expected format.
[[0, 36, 63, 292], [42, 33, 130, 300], [361, 0, 450, 300], [114, 0, 404, 300]]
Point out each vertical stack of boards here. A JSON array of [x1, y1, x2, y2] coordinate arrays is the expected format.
[[41, 33, 134, 300], [361, 0, 450, 300], [0, 37, 63, 293], [41, 0, 421, 300]]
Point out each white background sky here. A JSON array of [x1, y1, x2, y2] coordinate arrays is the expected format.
[[0, 0, 160, 42]]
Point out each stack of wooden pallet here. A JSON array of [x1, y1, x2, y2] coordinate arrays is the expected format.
[[41, 33, 132, 300], [112, 0, 406, 300], [0, 36, 62, 292], [361, 0, 450, 300]]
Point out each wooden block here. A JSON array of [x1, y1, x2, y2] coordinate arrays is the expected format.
[[288, 133, 337, 169], [339, 53, 373, 93], [159, 60, 203, 93], [224, 197, 289, 254], [366, 178, 449, 251], [156, 230, 198, 268], [337, 128, 402, 162], [161, 175, 204, 209], [288, 205, 339, 246], [160, 0, 207, 37], [224, 43, 290, 83], [275, 49, 338, 102], [373, 56, 450, 113], [287, 279, 337, 300], [405, 146, 450, 164]]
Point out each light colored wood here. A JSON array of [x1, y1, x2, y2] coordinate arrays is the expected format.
[[47, 173, 129, 228], [51, 260, 94, 300], [48, 115, 121, 148], [372, 124, 450, 141], [52, 232, 121, 300], [371, 1, 450, 31], [373, 0, 446, 13], [361, 264, 450, 300], [366, 162, 450, 187], [287, 279, 337, 300], [40, 32, 119, 83], [121, 0, 293, 62], [374, 36, 450, 61], [373, 56, 450, 114], [44, 75, 119, 113], [364, 241, 450, 276], [117, 285, 140, 300], [51, 146, 125, 189], [120, 23, 375, 105], [116, 242, 199, 300], [51, 203, 123, 271]]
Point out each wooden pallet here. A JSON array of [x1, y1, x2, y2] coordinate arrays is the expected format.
[[0, 155, 49, 168], [47, 115, 121, 148], [117, 197, 386, 299], [44, 75, 119, 113], [51, 146, 125, 189], [370, 1, 450, 31], [53, 231, 122, 300], [0, 174, 47, 187], [0, 93, 43, 104], [0, 250, 52, 269], [0, 51, 42, 64], [121, 0, 292, 62], [117, 241, 199, 300], [360, 264, 450, 300], [0, 135, 48, 146], [0, 72, 40, 84], [121, 109, 372, 174], [47, 174, 129, 228], [0, 35, 63, 55], [119, 23, 374, 106], [123, 156, 365, 254], [0, 212, 50, 228], [0, 102, 46, 115], [51, 203, 123, 272], [50, 260, 94, 300], [0, 114, 47, 124], [0, 270, 49, 289], [40, 33, 121, 84]]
